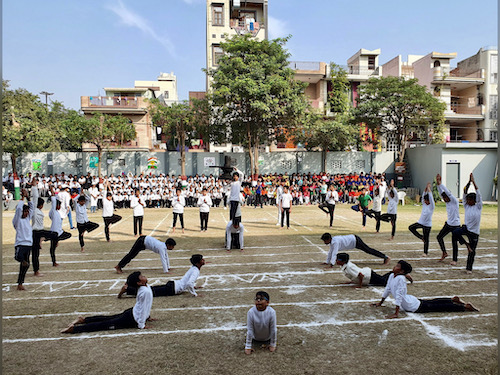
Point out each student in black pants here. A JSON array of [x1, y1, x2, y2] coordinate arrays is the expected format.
[[61, 272, 154, 333]]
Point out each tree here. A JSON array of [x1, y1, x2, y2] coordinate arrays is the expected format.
[[2, 80, 60, 174], [206, 34, 310, 176], [77, 114, 136, 178], [352, 76, 446, 162], [190, 97, 223, 151], [294, 63, 359, 170], [148, 99, 196, 176]]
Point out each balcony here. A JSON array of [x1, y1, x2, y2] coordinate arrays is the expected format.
[[342, 65, 381, 80], [230, 18, 263, 37], [432, 67, 484, 89], [81, 96, 148, 114]]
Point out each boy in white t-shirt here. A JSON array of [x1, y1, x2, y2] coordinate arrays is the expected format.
[[245, 291, 277, 354]]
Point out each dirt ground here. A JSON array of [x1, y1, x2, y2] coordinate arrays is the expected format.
[[2, 201, 498, 375]]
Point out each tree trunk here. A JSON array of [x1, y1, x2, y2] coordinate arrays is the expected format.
[[10, 153, 17, 176], [246, 124, 254, 178], [254, 145, 259, 177], [180, 122, 186, 177], [97, 146, 102, 179]]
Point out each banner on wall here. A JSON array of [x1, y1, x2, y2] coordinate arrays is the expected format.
[[89, 156, 99, 169], [32, 159, 42, 171], [203, 157, 215, 167], [147, 157, 159, 169]]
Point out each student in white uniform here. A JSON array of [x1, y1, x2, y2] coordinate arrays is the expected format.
[[229, 170, 243, 221], [226, 218, 244, 252], [48, 187, 72, 267], [115, 237, 176, 274], [12, 188, 34, 290], [435, 173, 460, 262], [61, 271, 154, 333], [321, 232, 390, 265], [130, 189, 145, 236], [335, 253, 412, 288], [408, 183, 435, 256], [74, 194, 100, 252], [245, 291, 277, 354], [366, 185, 382, 233], [102, 182, 122, 242], [197, 188, 212, 231], [371, 260, 479, 319], [275, 182, 284, 225], [452, 173, 483, 273], [57, 185, 75, 230], [171, 188, 186, 234], [318, 184, 339, 227], [118, 254, 205, 298], [280, 186, 293, 229], [380, 179, 398, 240]]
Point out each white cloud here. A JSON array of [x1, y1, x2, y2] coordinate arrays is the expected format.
[[268, 15, 290, 40], [107, 0, 176, 57]]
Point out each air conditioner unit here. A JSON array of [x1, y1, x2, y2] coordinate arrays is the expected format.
[[232, 146, 244, 153]]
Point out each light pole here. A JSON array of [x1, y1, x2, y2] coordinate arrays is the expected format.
[[40, 91, 54, 105]]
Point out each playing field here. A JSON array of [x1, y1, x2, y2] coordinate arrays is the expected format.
[[2, 202, 498, 375]]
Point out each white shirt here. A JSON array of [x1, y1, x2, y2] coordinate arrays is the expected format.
[[57, 190, 70, 216], [437, 184, 460, 226], [143, 236, 170, 272], [245, 306, 277, 349], [229, 180, 241, 201], [174, 266, 200, 296], [133, 285, 153, 329], [382, 273, 420, 312], [417, 191, 435, 227], [49, 196, 63, 236], [341, 261, 372, 285], [372, 194, 382, 212], [280, 192, 293, 208], [172, 195, 185, 214], [73, 197, 89, 224], [31, 187, 45, 230], [13, 201, 34, 246], [130, 195, 145, 217], [463, 188, 482, 235], [197, 195, 212, 213], [325, 190, 339, 205], [226, 221, 244, 249], [102, 197, 114, 217], [326, 235, 357, 265]]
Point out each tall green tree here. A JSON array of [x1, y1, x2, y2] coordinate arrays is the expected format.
[[294, 63, 359, 170], [74, 114, 136, 178], [2, 80, 60, 174], [148, 99, 196, 176], [206, 34, 310, 176], [352, 76, 446, 162]]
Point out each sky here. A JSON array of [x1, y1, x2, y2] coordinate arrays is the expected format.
[[3, 0, 498, 111]]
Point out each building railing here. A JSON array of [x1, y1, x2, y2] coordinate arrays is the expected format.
[[449, 103, 484, 115], [81, 96, 147, 109], [434, 67, 484, 79], [341, 65, 381, 76], [288, 61, 321, 71]]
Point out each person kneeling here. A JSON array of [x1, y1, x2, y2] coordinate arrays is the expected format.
[[61, 271, 154, 333], [371, 260, 479, 319]]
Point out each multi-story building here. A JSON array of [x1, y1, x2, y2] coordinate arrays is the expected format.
[[80, 72, 179, 152], [383, 47, 498, 143], [206, 0, 268, 91]]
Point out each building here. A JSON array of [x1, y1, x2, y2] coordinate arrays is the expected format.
[[80, 72, 179, 152], [382, 47, 498, 143], [206, 0, 268, 91]]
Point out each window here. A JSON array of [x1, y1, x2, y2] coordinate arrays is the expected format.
[[490, 95, 498, 119], [280, 160, 293, 170], [212, 45, 223, 66], [433, 60, 441, 68], [368, 56, 376, 70], [490, 130, 498, 141], [491, 55, 498, 84], [164, 91, 169, 99], [331, 160, 342, 169], [355, 160, 366, 169], [385, 132, 399, 152], [119, 159, 126, 167], [212, 4, 223, 26]]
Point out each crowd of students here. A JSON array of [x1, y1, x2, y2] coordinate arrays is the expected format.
[[8, 167, 484, 355]]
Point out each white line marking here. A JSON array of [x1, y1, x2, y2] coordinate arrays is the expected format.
[[149, 213, 170, 237], [302, 236, 328, 254], [4, 293, 496, 319], [3, 313, 496, 344]]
